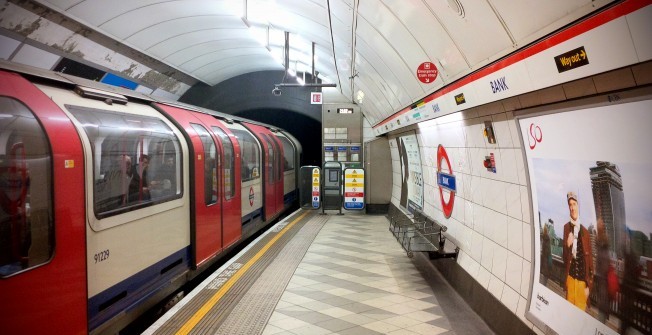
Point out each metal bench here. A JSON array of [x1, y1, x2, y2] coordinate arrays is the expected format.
[[388, 205, 459, 260]]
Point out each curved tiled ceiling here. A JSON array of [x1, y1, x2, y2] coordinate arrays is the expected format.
[[36, 0, 615, 125]]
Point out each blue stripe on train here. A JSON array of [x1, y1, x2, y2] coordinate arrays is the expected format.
[[88, 247, 190, 331], [284, 189, 297, 206], [241, 207, 263, 226]]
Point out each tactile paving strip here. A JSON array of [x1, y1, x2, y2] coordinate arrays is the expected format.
[[215, 214, 329, 335], [151, 210, 325, 335]]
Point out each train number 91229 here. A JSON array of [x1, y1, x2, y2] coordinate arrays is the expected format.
[[94, 249, 110, 263]]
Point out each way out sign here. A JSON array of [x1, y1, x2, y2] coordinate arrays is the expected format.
[[417, 62, 438, 84], [343, 168, 365, 210]]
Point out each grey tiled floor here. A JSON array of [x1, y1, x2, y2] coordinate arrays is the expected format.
[[262, 212, 455, 335]]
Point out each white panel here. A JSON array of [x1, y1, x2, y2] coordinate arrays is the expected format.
[[164, 39, 261, 64], [355, 49, 405, 110], [151, 87, 180, 101], [181, 48, 272, 72], [135, 85, 154, 95], [0, 35, 20, 60], [125, 15, 246, 49], [423, 0, 513, 65], [45, 0, 169, 26], [84, 1, 240, 39], [473, 61, 534, 106], [37, 0, 86, 10], [381, 0, 468, 81], [524, 17, 638, 91], [359, 0, 445, 98], [491, 0, 601, 42], [627, 5, 652, 61], [356, 20, 423, 100], [146, 29, 253, 58], [12, 43, 60, 69]]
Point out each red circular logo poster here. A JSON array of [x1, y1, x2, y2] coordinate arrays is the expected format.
[[417, 62, 438, 84], [437, 145, 455, 218]]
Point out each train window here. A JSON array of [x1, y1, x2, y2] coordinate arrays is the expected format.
[[229, 128, 260, 182], [211, 127, 235, 200], [191, 124, 218, 206], [278, 136, 295, 172], [0, 97, 53, 277], [65, 105, 182, 218]]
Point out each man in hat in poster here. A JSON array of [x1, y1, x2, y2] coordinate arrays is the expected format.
[[562, 191, 593, 311]]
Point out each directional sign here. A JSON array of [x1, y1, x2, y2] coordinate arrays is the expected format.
[[554, 46, 589, 73], [312, 167, 320, 208], [343, 168, 365, 210]]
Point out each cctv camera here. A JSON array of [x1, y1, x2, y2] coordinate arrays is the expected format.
[[272, 87, 282, 96]]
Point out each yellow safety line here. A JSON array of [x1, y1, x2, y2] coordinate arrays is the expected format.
[[175, 210, 311, 335]]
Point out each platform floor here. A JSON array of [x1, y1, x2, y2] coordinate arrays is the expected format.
[[145, 209, 494, 335]]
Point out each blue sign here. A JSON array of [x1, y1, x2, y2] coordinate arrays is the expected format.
[[101, 73, 138, 90], [324, 146, 334, 152], [337, 146, 347, 151], [437, 172, 456, 192], [344, 201, 364, 209], [350, 146, 360, 152]]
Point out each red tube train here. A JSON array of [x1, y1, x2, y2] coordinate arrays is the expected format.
[[0, 61, 302, 334]]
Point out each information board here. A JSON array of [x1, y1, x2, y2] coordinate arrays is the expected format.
[[343, 168, 365, 210], [311, 167, 320, 209]]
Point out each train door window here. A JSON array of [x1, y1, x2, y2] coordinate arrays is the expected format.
[[211, 127, 235, 200], [65, 105, 182, 218], [228, 127, 260, 182], [264, 134, 282, 182], [278, 135, 295, 172], [0, 97, 53, 277], [191, 124, 218, 205], [262, 135, 275, 184]]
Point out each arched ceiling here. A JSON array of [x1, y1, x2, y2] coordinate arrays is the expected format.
[[35, 0, 615, 125]]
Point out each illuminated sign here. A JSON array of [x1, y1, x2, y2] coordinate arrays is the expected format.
[[337, 108, 353, 114]]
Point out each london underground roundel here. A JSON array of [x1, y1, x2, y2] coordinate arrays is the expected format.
[[436, 145, 456, 218]]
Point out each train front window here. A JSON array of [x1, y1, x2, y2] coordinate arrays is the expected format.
[[65, 105, 182, 218], [0, 97, 53, 277]]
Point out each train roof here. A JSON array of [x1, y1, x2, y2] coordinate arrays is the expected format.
[[0, 59, 284, 133]]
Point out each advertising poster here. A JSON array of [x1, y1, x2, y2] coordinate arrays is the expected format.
[[520, 98, 652, 335], [396, 132, 423, 213]]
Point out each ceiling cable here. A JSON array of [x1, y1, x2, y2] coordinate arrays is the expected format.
[[327, 0, 343, 94]]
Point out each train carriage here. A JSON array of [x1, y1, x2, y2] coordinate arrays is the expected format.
[[0, 62, 301, 335]]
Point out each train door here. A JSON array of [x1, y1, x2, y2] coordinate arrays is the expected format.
[[242, 123, 284, 219], [193, 114, 242, 249], [154, 104, 223, 267], [224, 123, 262, 226], [0, 71, 87, 334], [276, 133, 298, 209]]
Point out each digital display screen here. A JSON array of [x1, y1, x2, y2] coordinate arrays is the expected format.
[[337, 108, 353, 114]]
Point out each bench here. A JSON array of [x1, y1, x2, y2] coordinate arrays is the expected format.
[[387, 204, 459, 260]]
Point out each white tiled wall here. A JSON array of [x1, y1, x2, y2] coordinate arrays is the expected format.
[[389, 101, 536, 329]]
